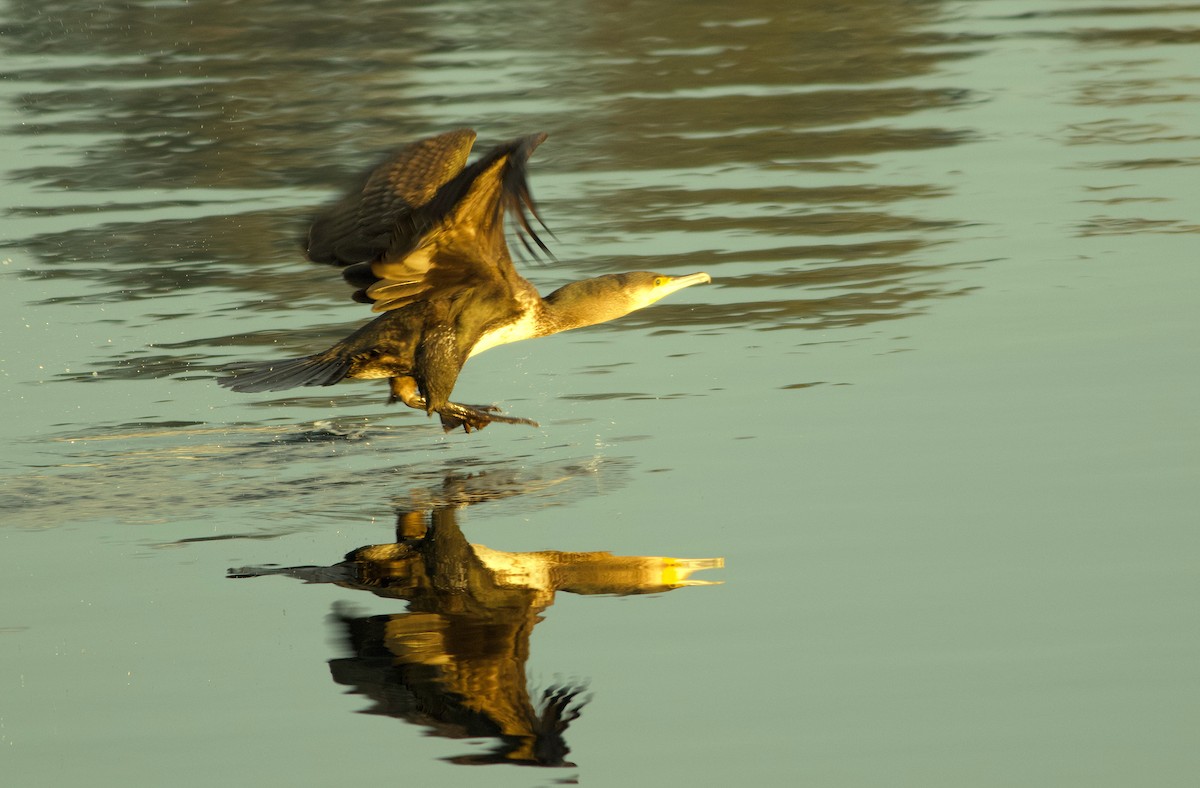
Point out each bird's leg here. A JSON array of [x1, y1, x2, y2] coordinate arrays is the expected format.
[[388, 376, 421, 407], [387, 376, 538, 433]]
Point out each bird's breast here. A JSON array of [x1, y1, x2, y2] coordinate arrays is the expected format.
[[468, 309, 544, 358]]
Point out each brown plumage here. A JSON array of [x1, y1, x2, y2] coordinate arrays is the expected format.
[[218, 130, 711, 433]]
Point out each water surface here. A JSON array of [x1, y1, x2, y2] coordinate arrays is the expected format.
[[2, 1, 1198, 786]]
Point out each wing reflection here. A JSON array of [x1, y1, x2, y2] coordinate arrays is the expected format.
[[230, 465, 722, 768]]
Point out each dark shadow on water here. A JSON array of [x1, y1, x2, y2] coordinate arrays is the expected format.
[[228, 463, 723, 769]]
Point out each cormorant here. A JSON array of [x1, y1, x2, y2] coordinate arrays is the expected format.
[[217, 129, 711, 432]]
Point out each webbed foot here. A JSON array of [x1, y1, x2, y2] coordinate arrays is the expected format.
[[438, 402, 539, 433], [385, 376, 537, 433]]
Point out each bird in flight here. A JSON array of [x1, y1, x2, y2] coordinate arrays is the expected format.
[[218, 129, 711, 432]]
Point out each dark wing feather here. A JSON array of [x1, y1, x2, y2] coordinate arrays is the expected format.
[[364, 132, 551, 312], [305, 128, 478, 266], [216, 353, 352, 392]]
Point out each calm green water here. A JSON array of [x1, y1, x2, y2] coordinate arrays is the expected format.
[[2, 1, 1198, 785]]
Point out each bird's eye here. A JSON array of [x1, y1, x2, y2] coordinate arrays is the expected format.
[[654, 277, 666, 287]]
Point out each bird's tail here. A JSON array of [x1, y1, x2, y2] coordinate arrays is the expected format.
[[216, 350, 353, 393]]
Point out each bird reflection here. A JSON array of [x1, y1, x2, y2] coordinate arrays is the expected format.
[[229, 464, 722, 768]]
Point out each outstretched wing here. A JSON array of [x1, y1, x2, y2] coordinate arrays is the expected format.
[[360, 132, 552, 312], [306, 128, 478, 268]]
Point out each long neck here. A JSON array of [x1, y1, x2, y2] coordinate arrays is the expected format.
[[540, 276, 636, 335]]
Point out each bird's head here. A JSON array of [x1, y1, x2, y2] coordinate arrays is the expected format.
[[619, 271, 713, 312], [544, 271, 712, 330]]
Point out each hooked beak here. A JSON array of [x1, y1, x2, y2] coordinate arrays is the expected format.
[[661, 272, 712, 296]]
